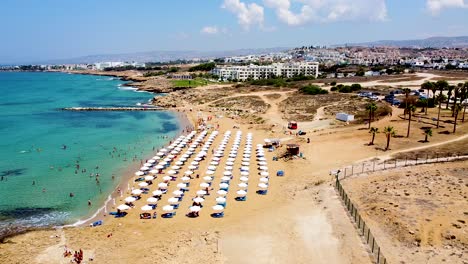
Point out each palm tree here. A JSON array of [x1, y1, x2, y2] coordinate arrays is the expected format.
[[446, 85, 454, 109], [406, 104, 416, 137], [421, 81, 435, 115], [366, 102, 378, 129], [369, 127, 379, 145], [423, 128, 432, 142], [403, 88, 411, 119], [435, 80, 448, 128], [383, 126, 396, 151], [453, 104, 462, 133], [451, 85, 461, 117], [419, 98, 428, 113], [462, 82, 468, 123]]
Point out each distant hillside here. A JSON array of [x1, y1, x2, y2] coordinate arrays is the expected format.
[[341, 36, 468, 48], [43, 48, 289, 64]]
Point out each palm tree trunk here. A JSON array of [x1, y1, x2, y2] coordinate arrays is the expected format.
[[453, 109, 459, 133], [425, 134, 428, 142], [368, 111, 372, 129], [386, 135, 390, 150], [446, 95, 450, 109], [463, 105, 466, 122], [426, 89, 429, 115], [407, 111, 412, 137], [437, 101, 442, 128], [370, 134, 375, 145]]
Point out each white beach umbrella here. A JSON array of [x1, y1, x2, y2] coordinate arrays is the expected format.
[[141, 205, 153, 211], [260, 177, 269, 183], [258, 183, 268, 189], [229, 154, 237, 158], [217, 190, 228, 196], [163, 176, 172, 181], [185, 170, 194, 175], [257, 157, 266, 161], [196, 190, 207, 196], [155, 165, 164, 169], [173, 190, 184, 196], [227, 158, 236, 162], [191, 161, 199, 165], [156, 152, 165, 156], [144, 175, 155, 181], [170, 150, 178, 155], [257, 144, 263, 147], [258, 161, 267, 166], [242, 158, 250, 162], [259, 166, 268, 171], [167, 170, 177, 175], [152, 190, 163, 196], [194, 157, 203, 162], [179, 157, 187, 162], [147, 197, 159, 203], [223, 171, 232, 176], [203, 176, 213, 181], [138, 182, 149, 187], [225, 161, 234, 166], [160, 148, 168, 153], [163, 158, 172, 162], [216, 197, 226, 203], [260, 171, 269, 177], [236, 190, 247, 196], [158, 182, 168, 188], [212, 157, 221, 161], [177, 183, 187, 188], [210, 161, 219, 166], [240, 176, 249, 182], [241, 166, 250, 171], [257, 153, 265, 157], [240, 171, 249, 176], [135, 171, 145, 176], [182, 154, 190, 158], [241, 162, 250, 166], [190, 206, 201, 212], [238, 182, 248, 188], [170, 166, 180, 170], [175, 161, 184, 166], [224, 166, 233, 171], [152, 156, 162, 160], [243, 153, 251, 157], [208, 165, 217, 170], [219, 183, 229, 189], [221, 176, 231, 182], [124, 197, 136, 203], [163, 205, 174, 212], [132, 189, 143, 195], [206, 170, 215, 175], [200, 182, 210, 188], [168, 197, 179, 204], [150, 169, 159, 174], [143, 163, 153, 167], [117, 204, 130, 211], [188, 165, 197, 170], [181, 176, 191, 182], [244, 150, 251, 154], [213, 205, 224, 211], [193, 197, 205, 203]]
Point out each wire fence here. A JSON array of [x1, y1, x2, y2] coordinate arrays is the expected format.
[[335, 178, 387, 264], [335, 152, 468, 180]]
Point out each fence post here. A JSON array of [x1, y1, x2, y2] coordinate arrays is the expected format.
[[371, 237, 375, 252], [377, 247, 381, 264], [351, 165, 354, 176]]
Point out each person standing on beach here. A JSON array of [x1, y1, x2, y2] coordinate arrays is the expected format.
[[88, 200, 92, 206]]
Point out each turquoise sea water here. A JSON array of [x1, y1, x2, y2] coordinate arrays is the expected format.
[[0, 72, 181, 228]]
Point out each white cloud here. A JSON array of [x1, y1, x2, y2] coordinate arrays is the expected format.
[[201, 26, 220, 34], [222, 0, 265, 30], [427, 0, 467, 14], [263, 0, 388, 26]]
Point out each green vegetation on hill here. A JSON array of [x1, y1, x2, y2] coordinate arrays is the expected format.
[[330, 83, 362, 93], [172, 78, 212, 88], [189, 62, 216, 72], [299, 85, 328, 95]]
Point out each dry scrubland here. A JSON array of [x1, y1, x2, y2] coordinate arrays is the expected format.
[[342, 161, 467, 264]]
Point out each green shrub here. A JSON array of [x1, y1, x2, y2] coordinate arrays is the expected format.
[[299, 85, 328, 95]]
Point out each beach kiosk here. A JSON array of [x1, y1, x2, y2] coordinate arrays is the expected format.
[[288, 121, 298, 130], [286, 144, 300, 155], [336, 113, 354, 122]]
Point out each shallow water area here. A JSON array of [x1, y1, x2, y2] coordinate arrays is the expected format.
[[0, 72, 181, 228]]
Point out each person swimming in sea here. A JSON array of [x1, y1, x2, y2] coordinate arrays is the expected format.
[[61, 145, 67, 150]]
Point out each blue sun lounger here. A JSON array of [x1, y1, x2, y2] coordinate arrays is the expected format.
[[162, 212, 176, 218], [91, 220, 103, 227], [211, 212, 224, 218], [256, 190, 268, 195], [235, 196, 247, 201]]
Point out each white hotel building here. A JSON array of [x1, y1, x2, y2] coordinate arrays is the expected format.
[[212, 62, 319, 81]]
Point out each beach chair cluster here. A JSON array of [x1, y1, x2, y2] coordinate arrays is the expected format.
[[112, 127, 272, 220]]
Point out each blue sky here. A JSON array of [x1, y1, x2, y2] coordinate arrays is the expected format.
[[0, 0, 467, 63]]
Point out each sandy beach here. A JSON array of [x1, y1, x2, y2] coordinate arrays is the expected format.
[[1, 70, 467, 264]]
